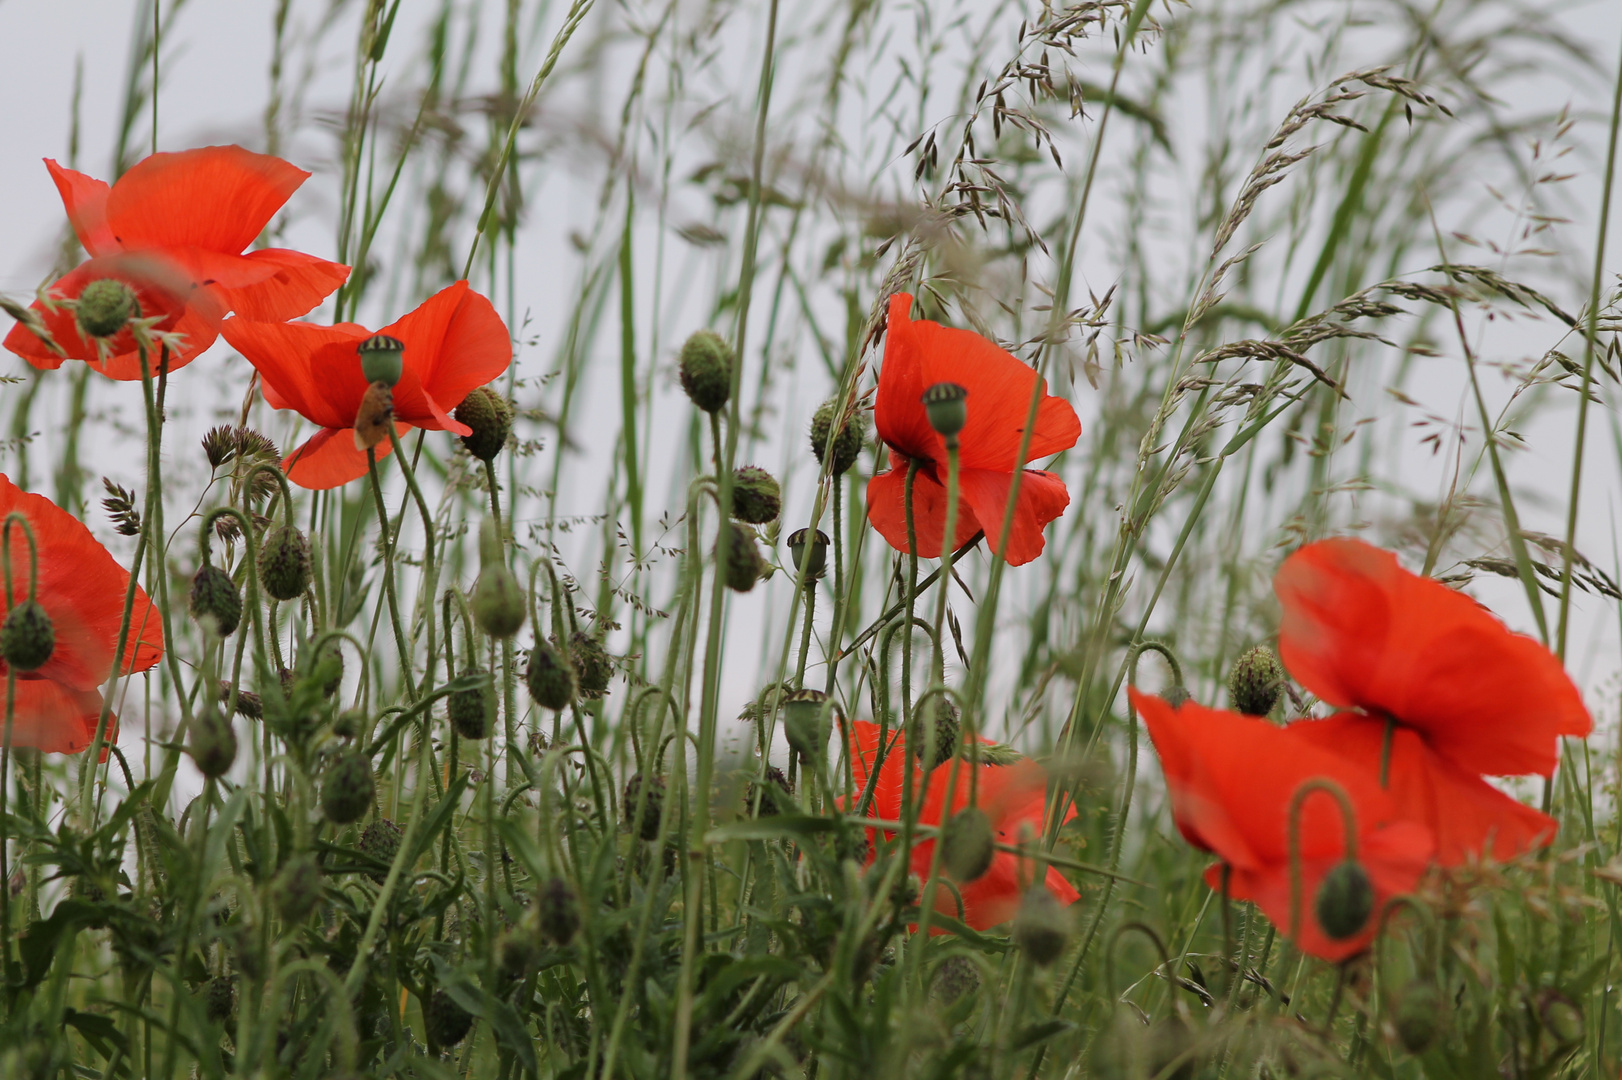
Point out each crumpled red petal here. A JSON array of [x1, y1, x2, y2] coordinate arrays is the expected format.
[[281, 424, 406, 491], [864, 452, 982, 560], [104, 146, 310, 256]]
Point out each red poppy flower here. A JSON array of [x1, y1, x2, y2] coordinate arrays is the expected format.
[[1134, 690, 1433, 962], [0, 474, 162, 754], [841, 719, 1080, 930], [220, 280, 512, 489], [866, 293, 1080, 566], [4, 146, 349, 380]]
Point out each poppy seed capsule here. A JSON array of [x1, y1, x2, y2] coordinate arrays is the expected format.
[[425, 989, 474, 1049], [189, 564, 242, 637], [321, 749, 374, 824], [189, 706, 238, 778], [809, 398, 864, 476], [921, 382, 969, 439], [568, 631, 614, 699], [1012, 887, 1071, 966], [677, 329, 734, 413], [1314, 859, 1374, 940], [447, 670, 493, 740], [75, 278, 139, 339], [358, 818, 404, 884], [0, 599, 55, 672], [722, 524, 767, 592], [1392, 980, 1441, 1054], [257, 524, 312, 602], [730, 466, 781, 524], [272, 856, 323, 923], [941, 806, 996, 882], [624, 772, 666, 841], [525, 640, 576, 711], [786, 528, 829, 581], [357, 332, 404, 387], [782, 689, 834, 758], [454, 386, 515, 462], [537, 876, 580, 945], [1228, 645, 1286, 718]]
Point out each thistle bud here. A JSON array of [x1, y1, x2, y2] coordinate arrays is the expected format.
[[786, 528, 829, 581], [910, 695, 960, 768], [447, 669, 494, 740], [358, 818, 404, 884], [471, 520, 526, 639], [0, 599, 55, 672], [272, 856, 323, 923], [525, 640, 576, 711], [357, 333, 405, 387], [537, 877, 580, 945], [204, 975, 236, 1024], [678, 329, 734, 413], [425, 989, 474, 1049], [189, 704, 238, 779], [353, 381, 395, 452], [1537, 990, 1584, 1046], [930, 955, 981, 1005], [189, 564, 242, 637], [624, 772, 667, 841], [721, 523, 766, 593], [1391, 980, 1441, 1054], [730, 466, 781, 524], [257, 524, 312, 602], [921, 382, 969, 439], [1228, 645, 1286, 718], [782, 689, 835, 759], [75, 278, 139, 339], [321, 749, 375, 824], [748, 766, 792, 817], [455, 386, 515, 462], [809, 398, 864, 476], [1012, 887, 1070, 966], [941, 806, 995, 883], [568, 631, 613, 699], [1314, 859, 1374, 941]]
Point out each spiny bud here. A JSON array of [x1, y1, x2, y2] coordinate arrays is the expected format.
[[930, 955, 981, 1005], [1315, 859, 1374, 941], [75, 278, 139, 339], [357, 333, 404, 387], [721, 523, 766, 592], [537, 877, 580, 945], [272, 857, 323, 923], [257, 524, 312, 602], [1537, 990, 1584, 1046], [624, 772, 666, 841], [809, 398, 864, 476], [189, 705, 238, 779], [677, 329, 734, 413], [941, 806, 996, 883], [189, 564, 242, 637], [425, 989, 474, 1049], [786, 528, 829, 581], [568, 631, 613, 699], [1228, 645, 1286, 718], [1392, 980, 1441, 1054], [331, 709, 362, 741], [455, 386, 515, 462], [358, 818, 404, 884], [204, 975, 236, 1024], [782, 689, 834, 759], [471, 519, 526, 639], [447, 669, 494, 740], [0, 599, 55, 672], [748, 766, 792, 818], [1012, 888, 1071, 966], [730, 466, 781, 524], [526, 640, 576, 711], [909, 695, 960, 768], [321, 749, 374, 825], [921, 382, 969, 439]]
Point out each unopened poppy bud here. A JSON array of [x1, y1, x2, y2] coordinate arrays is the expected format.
[[455, 386, 515, 462], [75, 278, 139, 339], [568, 631, 614, 699], [537, 876, 580, 945], [425, 989, 474, 1049], [500, 915, 542, 978], [678, 329, 734, 413], [1391, 980, 1441, 1054], [189, 705, 238, 779], [471, 520, 526, 638], [272, 856, 323, 923], [257, 524, 312, 602], [1012, 887, 1071, 966], [447, 670, 494, 739], [809, 398, 864, 476], [722, 523, 767, 592], [358, 818, 404, 884], [1537, 990, 1583, 1045], [1159, 685, 1193, 709], [0, 599, 55, 672], [357, 333, 404, 387], [1314, 859, 1374, 940], [930, 955, 981, 1004], [205, 975, 236, 1024], [748, 766, 792, 817], [624, 772, 666, 841], [321, 749, 375, 824], [787, 528, 829, 581], [782, 689, 834, 758], [1228, 645, 1286, 717], [304, 638, 344, 699], [189, 564, 242, 637], [525, 640, 576, 711], [331, 709, 362, 740], [730, 466, 781, 524], [921, 382, 969, 439], [941, 806, 995, 882], [910, 695, 960, 768], [218, 682, 263, 720]]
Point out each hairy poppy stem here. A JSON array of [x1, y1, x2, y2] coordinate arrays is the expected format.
[[367, 449, 417, 699], [1286, 777, 1360, 947]]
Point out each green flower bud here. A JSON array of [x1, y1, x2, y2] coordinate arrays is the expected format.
[[721, 523, 766, 592], [537, 877, 580, 945], [786, 527, 829, 581], [1391, 980, 1441, 1054], [331, 709, 362, 740], [748, 766, 793, 818], [1315, 860, 1374, 941], [910, 695, 960, 768], [730, 466, 781, 524], [75, 278, 139, 339], [257, 524, 312, 602], [321, 749, 374, 824], [204, 975, 236, 1025], [678, 329, 734, 413], [454, 386, 515, 462], [624, 772, 666, 841], [1012, 887, 1071, 966], [1538, 990, 1584, 1046], [471, 520, 526, 639], [930, 955, 981, 1005], [941, 806, 995, 883], [525, 640, 576, 711], [782, 689, 835, 758], [921, 382, 969, 439], [189, 704, 238, 779], [809, 398, 864, 476], [1159, 685, 1193, 709], [189, 564, 242, 637], [1228, 645, 1286, 718], [425, 989, 474, 1049], [499, 914, 542, 979], [272, 856, 323, 923], [447, 669, 494, 740], [357, 333, 405, 387], [358, 818, 404, 884], [300, 637, 344, 698], [0, 599, 55, 672], [568, 631, 613, 699]]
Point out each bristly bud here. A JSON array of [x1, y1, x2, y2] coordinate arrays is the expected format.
[[447, 669, 494, 739], [301, 637, 344, 699], [721, 523, 766, 592], [358, 818, 404, 884], [1392, 980, 1441, 1054], [425, 989, 474, 1050], [499, 914, 542, 979], [748, 766, 792, 817], [909, 695, 960, 768], [454, 386, 515, 462], [567, 631, 613, 699], [1159, 685, 1193, 709], [525, 640, 577, 711], [624, 772, 667, 841], [189, 564, 242, 637], [74, 278, 139, 339], [809, 397, 864, 476], [352, 380, 394, 451], [677, 329, 734, 413], [331, 709, 362, 741], [472, 519, 526, 638], [257, 524, 312, 602], [1012, 887, 1071, 966], [321, 749, 374, 824], [930, 955, 981, 1004], [1315, 859, 1374, 941], [782, 689, 835, 758], [272, 856, 323, 923], [730, 466, 781, 524], [921, 382, 969, 439], [1228, 645, 1286, 718], [537, 877, 580, 945], [204, 975, 236, 1025], [786, 528, 829, 581], [941, 806, 996, 882], [188, 704, 238, 779], [357, 333, 404, 387], [0, 599, 55, 672], [1537, 990, 1584, 1046]]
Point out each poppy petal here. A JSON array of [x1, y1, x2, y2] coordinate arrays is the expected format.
[[104, 146, 310, 255], [865, 452, 982, 559], [221, 317, 371, 430], [1275, 538, 1591, 776], [0, 679, 116, 756], [184, 248, 350, 323], [955, 467, 1069, 567], [281, 424, 406, 490], [381, 281, 512, 419], [44, 159, 115, 255]]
